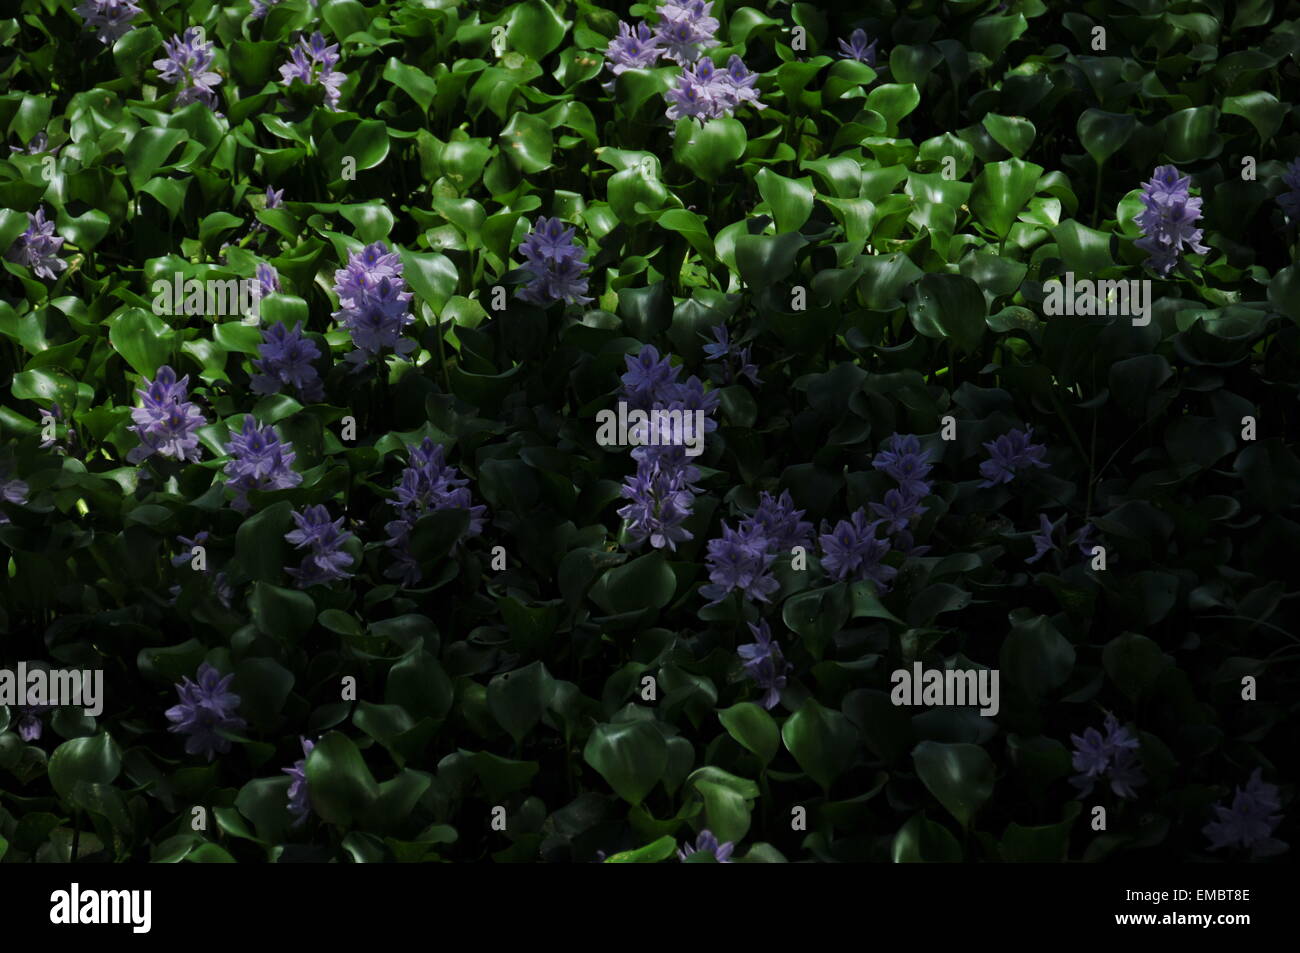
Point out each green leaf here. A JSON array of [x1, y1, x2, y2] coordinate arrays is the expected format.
[[908, 273, 987, 354], [982, 113, 1035, 157], [970, 158, 1043, 239], [718, 702, 780, 766], [1077, 109, 1137, 166], [912, 741, 995, 828], [487, 661, 555, 744], [500, 111, 554, 174], [588, 550, 675, 614], [125, 127, 188, 189], [755, 168, 815, 234], [781, 699, 857, 791], [672, 117, 747, 184], [399, 248, 459, 312], [999, 612, 1075, 700], [250, 581, 317, 641], [892, 811, 962, 862], [505, 0, 569, 61], [604, 834, 677, 862], [235, 500, 293, 583], [109, 307, 175, 378], [305, 731, 380, 827], [48, 733, 121, 804], [583, 720, 668, 805]]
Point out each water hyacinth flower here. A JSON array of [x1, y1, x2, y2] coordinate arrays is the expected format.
[[871, 433, 933, 499], [0, 476, 28, 525], [838, 28, 879, 66], [15, 704, 50, 742], [264, 186, 285, 210], [1203, 769, 1286, 858], [1026, 513, 1059, 564], [745, 490, 813, 555], [154, 28, 222, 110], [251, 321, 324, 403], [4, 206, 66, 280], [618, 459, 697, 552], [283, 737, 316, 825], [1069, 713, 1146, 799], [164, 663, 247, 761], [256, 262, 281, 297], [285, 505, 355, 587], [1134, 165, 1209, 277], [516, 217, 593, 306], [10, 132, 52, 155], [664, 55, 764, 123], [818, 509, 897, 590], [332, 240, 416, 366], [701, 521, 780, 604], [127, 366, 207, 465], [678, 828, 734, 862], [702, 325, 761, 386], [222, 416, 302, 511], [74, 0, 142, 44], [384, 438, 487, 586], [978, 426, 1049, 487], [279, 31, 346, 111], [172, 531, 210, 568], [1276, 158, 1300, 221], [604, 20, 663, 79], [654, 0, 720, 67], [869, 487, 928, 537], [737, 619, 791, 710]]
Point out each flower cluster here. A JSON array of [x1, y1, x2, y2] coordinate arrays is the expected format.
[[1069, 712, 1147, 799], [665, 55, 765, 123], [74, 0, 141, 44], [516, 217, 593, 306], [154, 28, 222, 111], [737, 619, 791, 710], [14, 704, 49, 742], [383, 439, 487, 587], [701, 490, 812, 605], [127, 365, 207, 465], [1276, 158, 1300, 221], [1026, 514, 1099, 565], [222, 416, 302, 511], [164, 663, 247, 761], [869, 432, 933, 556], [332, 240, 416, 366], [285, 505, 355, 588], [1135, 165, 1209, 277], [251, 321, 325, 403], [616, 346, 720, 552], [702, 325, 760, 386], [818, 509, 896, 589], [1202, 769, 1286, 858], [279, 31, 346, 111], [5, 206, 66, 281], [979, 426, 1049, 487]]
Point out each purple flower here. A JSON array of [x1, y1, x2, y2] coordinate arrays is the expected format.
[[285, 505, 355, 587], [172, 531, 210, 568], [154, 28, 222, 110], [869, 487, 928, 536], [664, 56, 763, 123], [1070, 713, 1146, 799], [1203, 769, 1286, 858], [621, 345, 682, 411], [75, 0, 141, 44], [745, 490, 813, 554], [384, 439, 487, 586], [251, 321, 324, 403], [164, 663, 247, 761], [332, 241, 416, 366], [128, 366, 207, 465], [1135, 165, 1208, 277], [15, 704, 50, 742], [516, 217, 592, 306], [1276, 158, 1300, 221], [678, 828, 734, 862], [283, 737, 316, 824], [838, 28, 879, 66], [655, 1, 720, 67], [871, 434, 933, 499], [701, 521, 780, 605], [0, 477, 29, 525], [618, 460, 697, 552], [256, 262, 281, 296], [279, 31, 346, 111], [264, 186, 284, 210], [5, 206, 66, 280], [251, 0, 281, 18], [703, 325, 761, 386], [818, 509, 897, 590], [737, 619, 791, 710], [222, 416, 302, 511], [1075, 521, 1098, 559], [10, 132, 52, 155], [978, 426, 1049, 487], [605, 20, 663, 78], [1026, 512, 1059, 564]]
